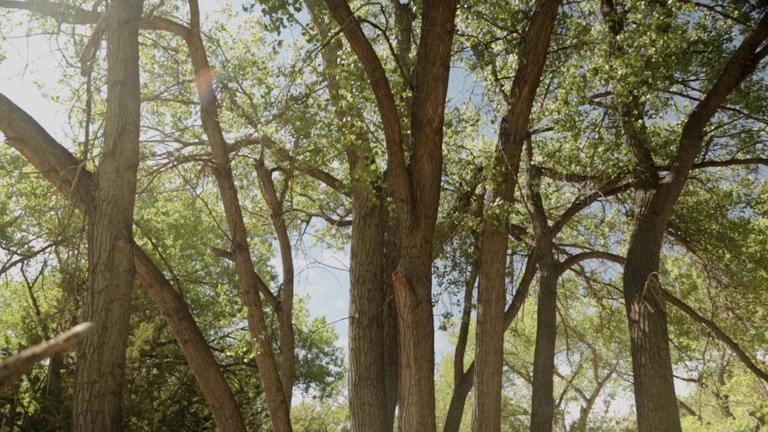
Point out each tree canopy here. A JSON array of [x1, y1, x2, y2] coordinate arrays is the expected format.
[[1, 0, 767, 431]]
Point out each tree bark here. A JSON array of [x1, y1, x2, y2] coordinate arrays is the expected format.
[[73, 1, 142, 429], [185, 1, 292, 429], [348, 193, 390, 431], [0, 93, 247, 432], [599, 2, 768, 430], [529, 249, 557, 432], [472, 2, 560, 431], [0, 323, 92, 391], [304, 2, 399, 428], [524, 144, 559, 432], [393, 4, 456, 430], [254, 158, 296, 406], [444, 251, 538, 432], [322, 2, 456, 430], [623, 205, 680, 432]]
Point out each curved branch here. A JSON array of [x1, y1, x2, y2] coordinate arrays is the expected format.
[[556, 251, 625, 278], [322, 0, 410, 218], [551, 179, 631, 236]]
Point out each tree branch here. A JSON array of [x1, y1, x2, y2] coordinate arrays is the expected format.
[[660, 289, 768, 385], [322, 0, 410, 220], [0, 322, 92, 391], [0, 0, 189, 37]]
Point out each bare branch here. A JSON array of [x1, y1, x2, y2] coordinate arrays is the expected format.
[[0, 322, 93, 391]]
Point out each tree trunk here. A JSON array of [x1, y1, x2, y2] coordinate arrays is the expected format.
[[382, 222, 401, 431], [525, 141, 559, 432], [529, 246, 557, 432], [623, 192, 681, 432], [304, 2, 400, 427], [444, 365, 473, 432], [472, 2, 560, 430], [321, 2, 457, 430], [73, 0, 142, 430], [392, 241, 437, 432], [473, 220, 507, 432], [347, 194, 392, 432], [185, 1, 292, 429], [443, 253, 478, 432], [255, 159, 296, 406]]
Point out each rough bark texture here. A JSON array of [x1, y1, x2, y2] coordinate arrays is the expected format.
[[393, 3, 456, 429], [185, 0, 292, 427], [323, 2, 457, 430], [305, 2, 400, 428], [0, 94, 247, 432], [529, 248, 557, 432], [605, 6, 768, 431], [472, 2, 560, 431], [348, 194, 389, 431], [72, 1, 142, 429], [623, 205, 680, 432]]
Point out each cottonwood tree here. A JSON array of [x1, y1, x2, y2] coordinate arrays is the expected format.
[[597, 3, 768, 430], [320, 1, 457, 430]]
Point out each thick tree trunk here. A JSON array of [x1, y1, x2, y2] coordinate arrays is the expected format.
[[392, 241, 437, 432], [348, 194, 391, 432], [623, 192, 680, 432], [601, 4, 768, 431], [73, 0, 142, 430], [473, 221, 507, 432], [305, 2, 400, 428], [322, 2, 457, 430]]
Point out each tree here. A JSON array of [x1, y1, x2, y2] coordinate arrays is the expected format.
[[3, 0, 768, 430], [600, 3, 768, 430], [471, 2, 560, 431], [321, 1, 457, 430], [67, 0, 143, 429]]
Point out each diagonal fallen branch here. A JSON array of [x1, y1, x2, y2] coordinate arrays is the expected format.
[[0, 322, 93, 391]]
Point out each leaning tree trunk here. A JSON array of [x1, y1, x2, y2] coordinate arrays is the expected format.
[[0, 93, 248, 432], [185, 1, 292, 429], [73, 0, 142, 430]]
